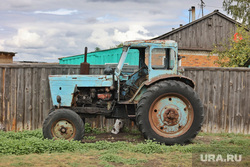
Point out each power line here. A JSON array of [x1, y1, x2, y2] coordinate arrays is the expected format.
[[198, 7, 202, 18], [200, 0, 205, 17], [205, 5, 223, 9], [197, 0, 205, 19]]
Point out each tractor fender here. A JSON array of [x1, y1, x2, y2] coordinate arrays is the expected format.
[[144, 74, 195, 88], [128, 75, 195, 104]]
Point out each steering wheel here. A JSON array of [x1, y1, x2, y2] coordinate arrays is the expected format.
[[128, 65, 148, 77]]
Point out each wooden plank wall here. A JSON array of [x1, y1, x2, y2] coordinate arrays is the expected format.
[[183, 67, 250, 134], [0, 64, 79, 131], [0, 64, 249, 134], [162, 14, 236, 50]]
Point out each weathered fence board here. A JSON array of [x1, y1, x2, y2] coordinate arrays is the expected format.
[[0, 64, 249, 134], [183, 67, 250, 134]]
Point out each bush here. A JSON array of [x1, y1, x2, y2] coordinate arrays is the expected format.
[[0, 130, 85, 155]]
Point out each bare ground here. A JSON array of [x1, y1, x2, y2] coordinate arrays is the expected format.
[[83, 131, 145, 143], [82, 131, 221, 144]]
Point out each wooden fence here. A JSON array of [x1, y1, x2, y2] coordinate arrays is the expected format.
[[183, 67, 250, 134], [0, 64, 249, 134]]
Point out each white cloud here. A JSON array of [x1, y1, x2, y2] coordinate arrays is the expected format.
[[34, 9, 78, 15], [4, 29, 44, 48], [87, 29, 115, 48], [88, 25, 155, 48], [0, 40, 4, 50], [113, 25, 154, 42]]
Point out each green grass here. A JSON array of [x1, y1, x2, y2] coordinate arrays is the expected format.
[[0, 129, 249, 166], [99, 153, 147, 165], [122, 127, 141, 134], [83, 136, 96, 140], [198, 132, 250, 138], [125, 134, 141, 139], [84, 123, 106, 134], [0, 130, 249, 155]]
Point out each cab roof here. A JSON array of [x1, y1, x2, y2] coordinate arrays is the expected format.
[[124, 40, 177, 48]]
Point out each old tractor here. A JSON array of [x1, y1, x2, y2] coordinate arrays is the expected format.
[[43, 40, 204, 145]]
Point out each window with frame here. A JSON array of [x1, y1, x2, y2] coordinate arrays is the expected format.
[[151, 48, 176, 70]]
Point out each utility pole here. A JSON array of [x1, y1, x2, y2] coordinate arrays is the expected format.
[[188, 8, 192, 23], [200, 0, 205, 17]]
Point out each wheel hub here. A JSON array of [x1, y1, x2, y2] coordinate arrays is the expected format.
[[52, 120, 75, 140], [163, 108, 179, 126], [60, 127, 67, 133]]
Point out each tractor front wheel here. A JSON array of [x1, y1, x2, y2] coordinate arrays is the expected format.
[[43, 109, 84, 141], [136, 80, 204, 145]]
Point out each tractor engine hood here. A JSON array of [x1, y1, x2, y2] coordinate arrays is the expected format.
[[49, 75, 113, 107]]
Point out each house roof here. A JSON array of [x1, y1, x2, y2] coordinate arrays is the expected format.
[[153, 10, 241, 40], [0, 51, 16, 57], [58, 47, 122, 60]]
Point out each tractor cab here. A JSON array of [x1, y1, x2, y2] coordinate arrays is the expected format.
[[115, 40, 178, 81], [113, 40, 181, 102]]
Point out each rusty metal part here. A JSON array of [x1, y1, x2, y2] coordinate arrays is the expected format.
[[128, 82, 146, 103], [149, 93, 194, 138], [56, 95, 61, 103], [80, 47, 90, 74], [105, 87, 110, 92], [163, 108, 179, 126], [97, 93, 112, 100], [144, 74, 195, 88], [124, 40, 176, 47], [51, 119, 76, 140]]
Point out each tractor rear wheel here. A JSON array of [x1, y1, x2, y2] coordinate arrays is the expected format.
[[43, 109, 84, 141], [136, 80, 204, 145]]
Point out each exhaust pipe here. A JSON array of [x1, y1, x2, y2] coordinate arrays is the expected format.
[[191, 6, 195, 22], [80, 47, 90, 74]]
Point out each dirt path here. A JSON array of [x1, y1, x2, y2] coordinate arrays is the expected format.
[[83, 132, 145, 143], [83, 132, 220, 144]]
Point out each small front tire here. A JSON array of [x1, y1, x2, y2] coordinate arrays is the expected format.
[[43, 109, 84, 141]]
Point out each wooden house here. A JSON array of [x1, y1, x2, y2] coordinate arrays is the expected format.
[[153, 10, 239, 67], [0, 52, 15, 63]]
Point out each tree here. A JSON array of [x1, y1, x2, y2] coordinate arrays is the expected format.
[[223, 0, 249, 28], [109, 43, 124, 49], [95, 47, 101, 51], [116, 43, 124, 48], [212, 26, 250, 67]]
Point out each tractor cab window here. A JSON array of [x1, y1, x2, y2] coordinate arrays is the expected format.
[[115, 48, 139, 76], [151, 48, 176, 70]]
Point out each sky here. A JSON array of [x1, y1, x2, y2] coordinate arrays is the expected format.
[[0, 0, 228, 63]]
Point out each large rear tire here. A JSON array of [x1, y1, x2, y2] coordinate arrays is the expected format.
[[136, 80, 204, 145], [43, 109, 84, 141]]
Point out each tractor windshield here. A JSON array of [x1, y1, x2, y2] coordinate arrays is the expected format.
[[115, 46, 129, 76]]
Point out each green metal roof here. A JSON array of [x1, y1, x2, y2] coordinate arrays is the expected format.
[[59, 47, 139, 65]]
